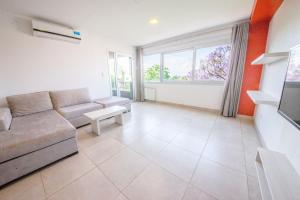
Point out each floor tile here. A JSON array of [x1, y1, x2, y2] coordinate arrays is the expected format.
[[181, 122, 212, 140], [203, 141, 246, 173], [84, 138, 126, 164], [40, 153, 95, 196], [99, 148, 149, 190], [123, 165, 187, 200], [129, 116, 161, 132], [247, 175, 262, 200], [188, 118, 215, 131], [183, 185, 217, 200], [216, 116, 241, 127], [187, 110, 218, 122], [243, 138, 261, 155], [48, 169, 119, 200], [108, 124, 150, 145], [153, 144, 199, 182], [246, 163, 257, 177], [209, 129, 243, 150], [242, 127, 260, 142], [245, 151, 257, 177], [240, 118, 256, 133], [0, 173, 45, 200], [162, 118, 190, 132], [149, 125, 181, 143], [191, 158, 248, 200], [115, 194, 129, 200], [77, 125, 111, 150], [171, 133, 206, 155], [128, 135, 168, 160]]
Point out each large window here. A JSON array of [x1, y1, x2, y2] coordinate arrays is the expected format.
[[143, 54, 161, 82], [143, 44, 231, 83], [163, 50, 193, 81], [195, 45, 231, 81]]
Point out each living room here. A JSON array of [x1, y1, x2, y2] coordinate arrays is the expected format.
[[0, 0, 300, 200]]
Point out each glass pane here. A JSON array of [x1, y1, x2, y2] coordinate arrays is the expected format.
[[108, 52, 117, 93], [195, 44, 231, 81], [117, 55, 132, 94], [163, 50, 193, 81], [143, 54, 161, 82]]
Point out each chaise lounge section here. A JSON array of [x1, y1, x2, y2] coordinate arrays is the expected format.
[[95, 96, 131, 111]]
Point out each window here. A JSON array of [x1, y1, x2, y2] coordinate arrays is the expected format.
[[195, 44, 231, 81], [143, 44, 231, 83], [143, 54, 161, 82], [163, 50, 193, 81]]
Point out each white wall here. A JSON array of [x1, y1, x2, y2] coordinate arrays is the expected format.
[[0, 10, 134, 106], [255, 0, 300, 173], [145, 83, 225, 110]]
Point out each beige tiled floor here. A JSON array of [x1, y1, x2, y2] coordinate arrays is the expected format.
[[0, 102, 262, 200]]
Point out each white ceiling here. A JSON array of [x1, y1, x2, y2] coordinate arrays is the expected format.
[[0, 0, 254, 46]]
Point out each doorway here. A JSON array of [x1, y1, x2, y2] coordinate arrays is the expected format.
[[108, 51, 133, 99]]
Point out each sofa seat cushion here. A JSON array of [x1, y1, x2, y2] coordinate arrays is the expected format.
[[7, 92, 53, 117], [94, 96, 130, 107], [0, 110, 76, 163], [58, 103, 103, 119], [0, 108, 12, 132], [50, 88, 91, 109]]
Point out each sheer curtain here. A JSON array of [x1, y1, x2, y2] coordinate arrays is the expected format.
[[135, 47, 144, 102], [221, 22, 249, 117]]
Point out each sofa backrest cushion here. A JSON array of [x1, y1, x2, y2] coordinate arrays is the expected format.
[[0, 107, 12, 131], [6, 92, 53, 117], [50, 88, 91, 109]]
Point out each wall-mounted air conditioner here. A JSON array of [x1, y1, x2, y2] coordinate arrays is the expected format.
[[32, 20, 81, 44]]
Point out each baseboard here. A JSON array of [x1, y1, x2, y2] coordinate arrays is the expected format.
[[237, 114, 254, 120], [144, 100, 220, 114]]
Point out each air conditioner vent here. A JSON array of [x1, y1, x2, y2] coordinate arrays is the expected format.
[[32, 20, 81, 44]]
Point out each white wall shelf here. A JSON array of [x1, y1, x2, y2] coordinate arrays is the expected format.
[[247, 90, 279, 106], [251, 52, 289, 65], [255, 148, 300, 200]]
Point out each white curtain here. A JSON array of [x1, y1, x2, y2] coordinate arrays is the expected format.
[[135, 47, 144, 102], [221, 22, 249, 117]]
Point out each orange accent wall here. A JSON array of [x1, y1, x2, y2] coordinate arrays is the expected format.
[[237, 0, 283, 116]]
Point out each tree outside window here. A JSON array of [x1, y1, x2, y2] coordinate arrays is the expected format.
[[193, 45, 231, 81]]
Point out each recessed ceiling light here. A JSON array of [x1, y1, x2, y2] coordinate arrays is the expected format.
[[149, 18, 159, 24]]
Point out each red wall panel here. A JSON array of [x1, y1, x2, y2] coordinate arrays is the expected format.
[[237, 0, 283, 116]]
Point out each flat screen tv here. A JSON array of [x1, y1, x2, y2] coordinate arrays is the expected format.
[[278, 45, 300, 130]]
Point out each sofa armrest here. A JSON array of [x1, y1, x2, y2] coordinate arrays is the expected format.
[[0, 108, 12, 131]]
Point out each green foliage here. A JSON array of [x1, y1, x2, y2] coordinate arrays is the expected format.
[[144, 64, 160, 81], [144, 64, 191, 81], [163, 67, 171, 80], [144, 64, 172, 81]]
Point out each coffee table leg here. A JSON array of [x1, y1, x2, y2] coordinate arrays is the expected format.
[[115, 114, 123, 125], [91, 120, 101, 135]]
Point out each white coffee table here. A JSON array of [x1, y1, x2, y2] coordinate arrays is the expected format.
[[84, 105, 127, 135]]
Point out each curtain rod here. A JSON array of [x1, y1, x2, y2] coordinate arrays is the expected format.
[[140, 18, 249, 48]]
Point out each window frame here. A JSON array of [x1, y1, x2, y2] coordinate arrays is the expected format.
[[143, 43, 231, 85]]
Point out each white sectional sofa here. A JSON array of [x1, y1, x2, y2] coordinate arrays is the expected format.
[[0, 91, 78, 186], [0, 88, 103, 186]]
